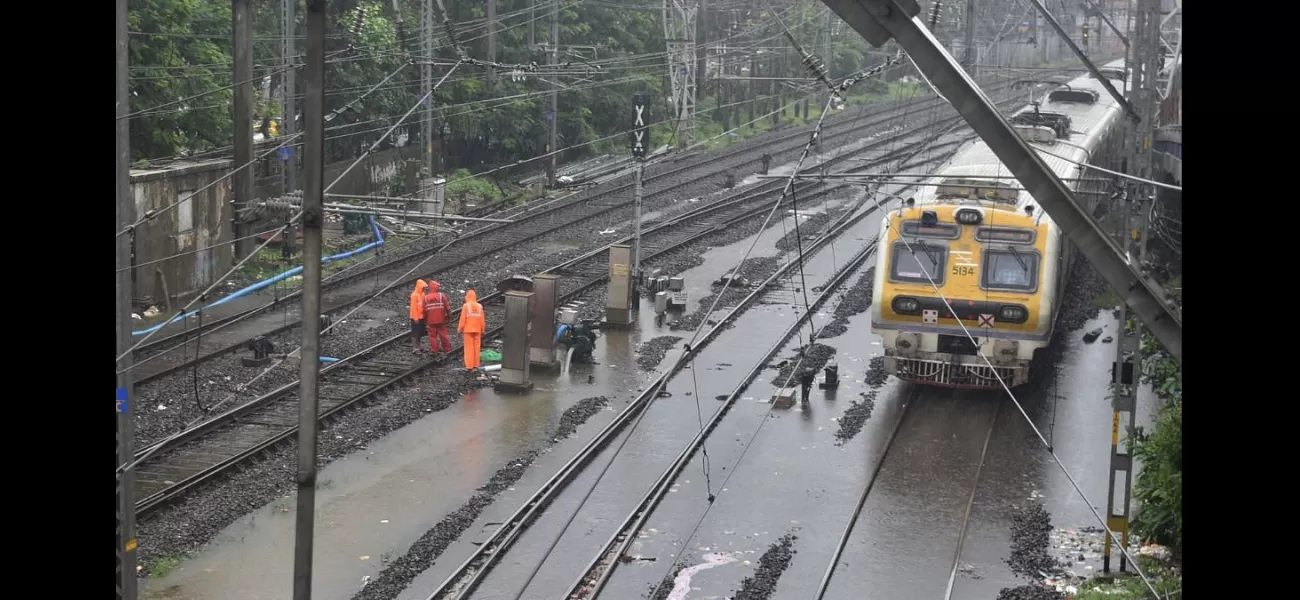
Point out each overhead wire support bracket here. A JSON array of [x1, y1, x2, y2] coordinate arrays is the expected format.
[[1081, 0, 1130, 49], [817, 0, 1181, 366]]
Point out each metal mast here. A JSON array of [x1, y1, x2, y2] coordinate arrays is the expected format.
[[664, 0, 698, 149]]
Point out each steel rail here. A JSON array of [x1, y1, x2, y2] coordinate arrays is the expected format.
[[131, 119, 975, 467], [133, 178, 852, 516], [423, 170, 915, 600], [130, 75, 1024, 374], [565, 227, 881, 599]]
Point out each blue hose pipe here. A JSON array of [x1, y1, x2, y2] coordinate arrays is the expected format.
[[133, 215, 386, 336], [320, 357, 341, 363], [555, 324, 570, 343]]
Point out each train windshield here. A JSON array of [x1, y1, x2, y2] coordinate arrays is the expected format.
[[983, 250, 1039, 291], [891, 241, 946, 284]]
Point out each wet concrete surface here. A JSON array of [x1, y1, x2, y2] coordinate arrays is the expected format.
[[140, 337, 645, 600], [460, 195, 891, 600]]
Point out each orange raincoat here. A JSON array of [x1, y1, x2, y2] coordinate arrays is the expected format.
[[458, 289, 485, 369]]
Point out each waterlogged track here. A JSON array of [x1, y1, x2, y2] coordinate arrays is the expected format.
[[131, 72, 1063, 390], [128, 75, 1045, 518], [130, 124, 964, 518], [422, 174, 899, 600], [814, 391, 1003, 600]]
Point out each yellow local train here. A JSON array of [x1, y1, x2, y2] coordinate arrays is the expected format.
[[870, 59, 1129, 389]]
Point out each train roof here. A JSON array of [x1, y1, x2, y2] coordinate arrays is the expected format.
[[914, 59, 1128, 219]]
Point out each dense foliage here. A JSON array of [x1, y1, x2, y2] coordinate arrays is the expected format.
[[126, 0, 880, 170], [1129, 305, 1182, 556]]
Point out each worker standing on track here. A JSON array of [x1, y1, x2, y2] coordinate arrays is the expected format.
[[424, 280, 453, 355], [409, 279, 428, 354], [459, 289, 485, 371]]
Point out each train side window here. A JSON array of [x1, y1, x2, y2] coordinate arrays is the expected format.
[[891, 241, 946, 284], [982, 250, 1040, 292]]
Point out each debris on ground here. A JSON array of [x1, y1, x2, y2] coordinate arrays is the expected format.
[[732, 534, 798, 600]]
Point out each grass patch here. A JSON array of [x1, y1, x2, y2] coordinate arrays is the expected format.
[[147, 555, 183, 579], [1093, 288, 1121, 310], [1074, 557, 1180, 599]]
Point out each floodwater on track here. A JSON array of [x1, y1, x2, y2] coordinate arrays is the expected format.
[[140, 329, 648, 600]]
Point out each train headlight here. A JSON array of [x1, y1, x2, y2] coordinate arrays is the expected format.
[[893, 296, 922, 315], [921, 210, 939, 227], [955, 208, 983, 225], [999, 304, 1028, 323]]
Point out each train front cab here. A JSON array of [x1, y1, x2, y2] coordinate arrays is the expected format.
[[870, 204, 1056, 389]]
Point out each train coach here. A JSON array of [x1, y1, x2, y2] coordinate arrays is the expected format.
[[869, 59, 1130, 389]]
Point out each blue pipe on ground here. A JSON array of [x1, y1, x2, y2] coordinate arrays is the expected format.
[[555, 324, 570, 343], [320, 357, 340, 363], [133, 216, 385, 336]]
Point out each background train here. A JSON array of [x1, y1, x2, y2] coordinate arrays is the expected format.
[[869, 59, 1130, 389]]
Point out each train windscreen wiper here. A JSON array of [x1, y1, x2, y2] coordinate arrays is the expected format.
[[915, 240, 940, 273], [1007, 245, 1029, 272]]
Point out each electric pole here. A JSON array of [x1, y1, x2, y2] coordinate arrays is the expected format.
[[529, 0, 537, 50], [292, 1, 326, 598], [822, 8, 834, 105], [422, 0, 434, 176], [282, 0, 298, 254], [664, 0, 698, 149], [487, 0, 497, 92], [696, 0, 707, 102], [1103, 0, 1160, 575], [546, 0, 559, 187], [233, 0, 255, 261], [116, 0, 138, 597], [631, 92, 650, 283], [962, 0, 976, 72]]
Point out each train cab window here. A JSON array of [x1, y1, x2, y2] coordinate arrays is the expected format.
[[891, 241, 946, 284], [982, 249, 1039, 291]]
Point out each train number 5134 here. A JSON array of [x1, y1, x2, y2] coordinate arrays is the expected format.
[[951, 265, 976, 277]]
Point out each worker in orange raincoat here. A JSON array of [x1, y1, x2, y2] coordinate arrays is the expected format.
[[458, 289, 485, 371], [423, 280, 453, 354], [409, 280, 428, 353]]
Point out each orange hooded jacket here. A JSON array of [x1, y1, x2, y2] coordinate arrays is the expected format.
[[423, 281, 452, 326], [409, 280, 428, 320], [458, 289, 485, 334]]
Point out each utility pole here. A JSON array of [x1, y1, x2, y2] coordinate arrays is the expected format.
[[116, 0, 138, 597], [546, 0, 559, 187], [282, 0, 298, 255], [1104, 0, 1159, 573], [822, 7, 834, 105], [664, 0, 698, 149], [292, 1, 326, 598], [487, 0, 497, 92], [422, 0, 434, 176], [233, 0, 255, 261], [696, 0, 707, 103], [529, 0, 537, 50], [631, 92, 650, 283], [961, 0, 976, 72]]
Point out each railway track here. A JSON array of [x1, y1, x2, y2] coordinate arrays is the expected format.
[[421, 164, 901, 600], [130, 142, 910, 517], [130, 73, 1065, 515], [130, 72, 1049, 386]]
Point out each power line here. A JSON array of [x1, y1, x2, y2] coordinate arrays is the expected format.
[[863, 190, 1162, 598]]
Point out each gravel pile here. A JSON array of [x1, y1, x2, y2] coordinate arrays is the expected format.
[[1056, 261, 1109, 334], [1006, 503, 1062, 580], [834, 357, 889, 444], [816, 268, 876, 340], [768, 343, 838, 387], [671, 256, 783, 332], [637, 336, 683, 371], [732, 534, 798, 600], [996, 586, 1065, 600], [351, 396, 609, 600], [773, 206, 845, 254], [646, 564, 688, 600]]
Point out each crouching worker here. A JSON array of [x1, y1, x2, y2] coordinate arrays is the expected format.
[[409, 280, 428, 353], [459, 289, 485, 371], [424, 280, 453, 354]]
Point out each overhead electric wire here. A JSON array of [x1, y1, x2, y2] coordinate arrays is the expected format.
[[116, 61, 413, 239], [117, 61, 466, 477], [863, 189, 1163, 598]]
